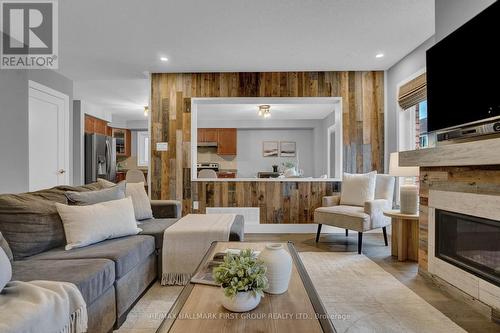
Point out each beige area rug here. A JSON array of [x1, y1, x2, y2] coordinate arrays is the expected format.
[[300, 252, 465, 333], [116, 252, 465, 333]]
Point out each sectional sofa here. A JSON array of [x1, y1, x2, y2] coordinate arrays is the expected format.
[[0, 182, 182, 333]]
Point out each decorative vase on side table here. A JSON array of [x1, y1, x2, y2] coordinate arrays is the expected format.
[[260, 243, 292, 294]]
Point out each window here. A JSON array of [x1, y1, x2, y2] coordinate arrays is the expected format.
[[416, 100, 428, 148], [137, 131, 149, 167]]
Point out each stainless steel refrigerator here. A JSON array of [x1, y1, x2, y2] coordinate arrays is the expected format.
[[85, 133, 116, 184]]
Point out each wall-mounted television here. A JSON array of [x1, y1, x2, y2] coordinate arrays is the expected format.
[[426, 1, 500, 133]]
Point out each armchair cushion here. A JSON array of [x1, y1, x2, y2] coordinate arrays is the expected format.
[[315, 205, 370, 232], [340, 172, 377, 206]]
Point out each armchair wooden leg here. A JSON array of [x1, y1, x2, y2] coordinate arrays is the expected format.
[[345, 229, 348, 237], [315, 224, 322, 243], [358, 232, 363, 254], [382, 227, 388, 246]]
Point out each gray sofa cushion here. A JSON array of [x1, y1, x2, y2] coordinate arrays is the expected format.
[[29, 235, 155, 279], [11, 258, 115, 305], [65, 181, 126, 205], [151, 200, 182, 219], [0, 183, 105, 260], [138, 218, 179, 249]]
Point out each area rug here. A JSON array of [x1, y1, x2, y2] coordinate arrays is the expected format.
[[299, 252, 465, 333], [115, 252, 465, 333]]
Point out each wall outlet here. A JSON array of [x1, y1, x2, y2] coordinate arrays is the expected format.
[[193, 201, 199, 210]]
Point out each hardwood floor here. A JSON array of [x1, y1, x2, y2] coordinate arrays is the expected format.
[[246, 232, 500, 333]]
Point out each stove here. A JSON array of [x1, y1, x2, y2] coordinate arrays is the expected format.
[[196, 163, 219, 172]]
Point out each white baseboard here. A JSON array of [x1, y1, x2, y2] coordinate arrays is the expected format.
[[245, 224, 385, 234]]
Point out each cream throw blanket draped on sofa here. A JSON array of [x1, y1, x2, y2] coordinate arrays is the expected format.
[[0, 280, 87, 333], [161, 214, 237, 285]]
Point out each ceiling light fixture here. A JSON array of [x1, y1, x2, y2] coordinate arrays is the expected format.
[[258, 105, 271, 118], [375, 53, 384, 58], [160, 57, 169, 62], [144, 106, 149, 117]]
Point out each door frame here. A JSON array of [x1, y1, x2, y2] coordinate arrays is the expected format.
[[28, 80, 70, 187]]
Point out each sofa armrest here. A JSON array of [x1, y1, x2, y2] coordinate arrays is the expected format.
[[322, 195, 341, 207], [150, 200, 182, 219]]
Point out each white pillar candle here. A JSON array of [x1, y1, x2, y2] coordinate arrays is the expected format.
[[400, 183, 418, 215]]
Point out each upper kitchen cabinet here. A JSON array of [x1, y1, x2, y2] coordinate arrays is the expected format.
[[197, 128, 218, 143], [112, 128, 131, 157], [217, 128, 237, 155], [84, 114, 109, 135]]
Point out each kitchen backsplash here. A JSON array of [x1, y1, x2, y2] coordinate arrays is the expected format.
[[197, 147, 237, 170]]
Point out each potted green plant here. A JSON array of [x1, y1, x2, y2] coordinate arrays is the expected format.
[[213, 249, 268, 312]]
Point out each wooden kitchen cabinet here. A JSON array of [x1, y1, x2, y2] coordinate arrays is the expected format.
[[84, 114, 109, 136], [197, 128, 218, 142], [112, 128, 131, 157], [217, 128, 237, 155], [198, 128, 237, 155]]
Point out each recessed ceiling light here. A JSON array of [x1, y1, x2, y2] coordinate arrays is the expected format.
[[375, 53, 384, 58], [160, 57, 169, 62]]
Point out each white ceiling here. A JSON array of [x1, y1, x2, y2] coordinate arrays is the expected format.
[[74, 79, 149, 120], [63, 0, 435, 120], [198, 102, 336, 121]]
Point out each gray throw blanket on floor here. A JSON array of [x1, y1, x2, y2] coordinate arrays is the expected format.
[[162, 213, 237, 285], [0, 280, 87, 333]]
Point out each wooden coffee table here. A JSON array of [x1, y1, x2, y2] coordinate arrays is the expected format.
[[156, 241, 336, 333]]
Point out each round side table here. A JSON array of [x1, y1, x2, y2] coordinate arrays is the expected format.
[[383, 210, 419, 262]]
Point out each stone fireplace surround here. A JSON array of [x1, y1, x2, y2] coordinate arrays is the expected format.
[[428, 190, 500, 311], [399, 136, 500, 321]]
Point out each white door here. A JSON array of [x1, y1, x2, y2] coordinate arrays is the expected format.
[[28, 81, 69, 191]]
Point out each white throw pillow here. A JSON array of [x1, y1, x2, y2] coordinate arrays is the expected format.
[[0, 247, 11, 292], [340, 171, 377, 207], [126, 182, 153, 221], [56, 197, 142, 250]]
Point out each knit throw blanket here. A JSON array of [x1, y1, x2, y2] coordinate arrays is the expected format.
[[0, 280, 87, 333], [161, 213, 237, 286]]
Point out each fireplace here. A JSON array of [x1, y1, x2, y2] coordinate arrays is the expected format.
[[435, 209, 500, 287]]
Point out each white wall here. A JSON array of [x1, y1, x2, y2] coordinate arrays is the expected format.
[[385, 37, 435, 160], [236, 129, 314, 178], [0, 71, 29, 194], [435, 0, 496, 42], [0, 70, 74, 193], [385, 0, 496, 164]]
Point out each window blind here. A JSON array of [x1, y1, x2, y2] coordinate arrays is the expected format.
[[398, 73, 426, 110]]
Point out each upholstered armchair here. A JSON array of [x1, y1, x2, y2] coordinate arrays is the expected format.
[[314, 174, 395, 254]]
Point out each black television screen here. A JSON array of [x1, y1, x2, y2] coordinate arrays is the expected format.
[[426, 1, 500, 133]]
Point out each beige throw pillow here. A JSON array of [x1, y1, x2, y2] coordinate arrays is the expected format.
[[56, 197, 141, 250], [126, 182, 153, 221], [340, 171, 377, 207]]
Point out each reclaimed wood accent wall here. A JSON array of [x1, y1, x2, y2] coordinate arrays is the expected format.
[[150, 72, 384, 223], [418, 165, 500, 271]]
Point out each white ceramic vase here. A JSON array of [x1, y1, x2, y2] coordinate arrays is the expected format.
[[260, 243, 292, 294], [221, 291, 261, 312]]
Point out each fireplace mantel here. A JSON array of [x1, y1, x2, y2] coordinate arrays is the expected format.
[[399, 137, 500, 167]]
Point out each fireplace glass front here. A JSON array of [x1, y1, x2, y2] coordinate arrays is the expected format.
[[435, 209, 500, 286]]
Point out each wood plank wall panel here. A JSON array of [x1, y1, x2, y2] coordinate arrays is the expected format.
[[418, 165, 500, 271], [151, 72, 384, 223]]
